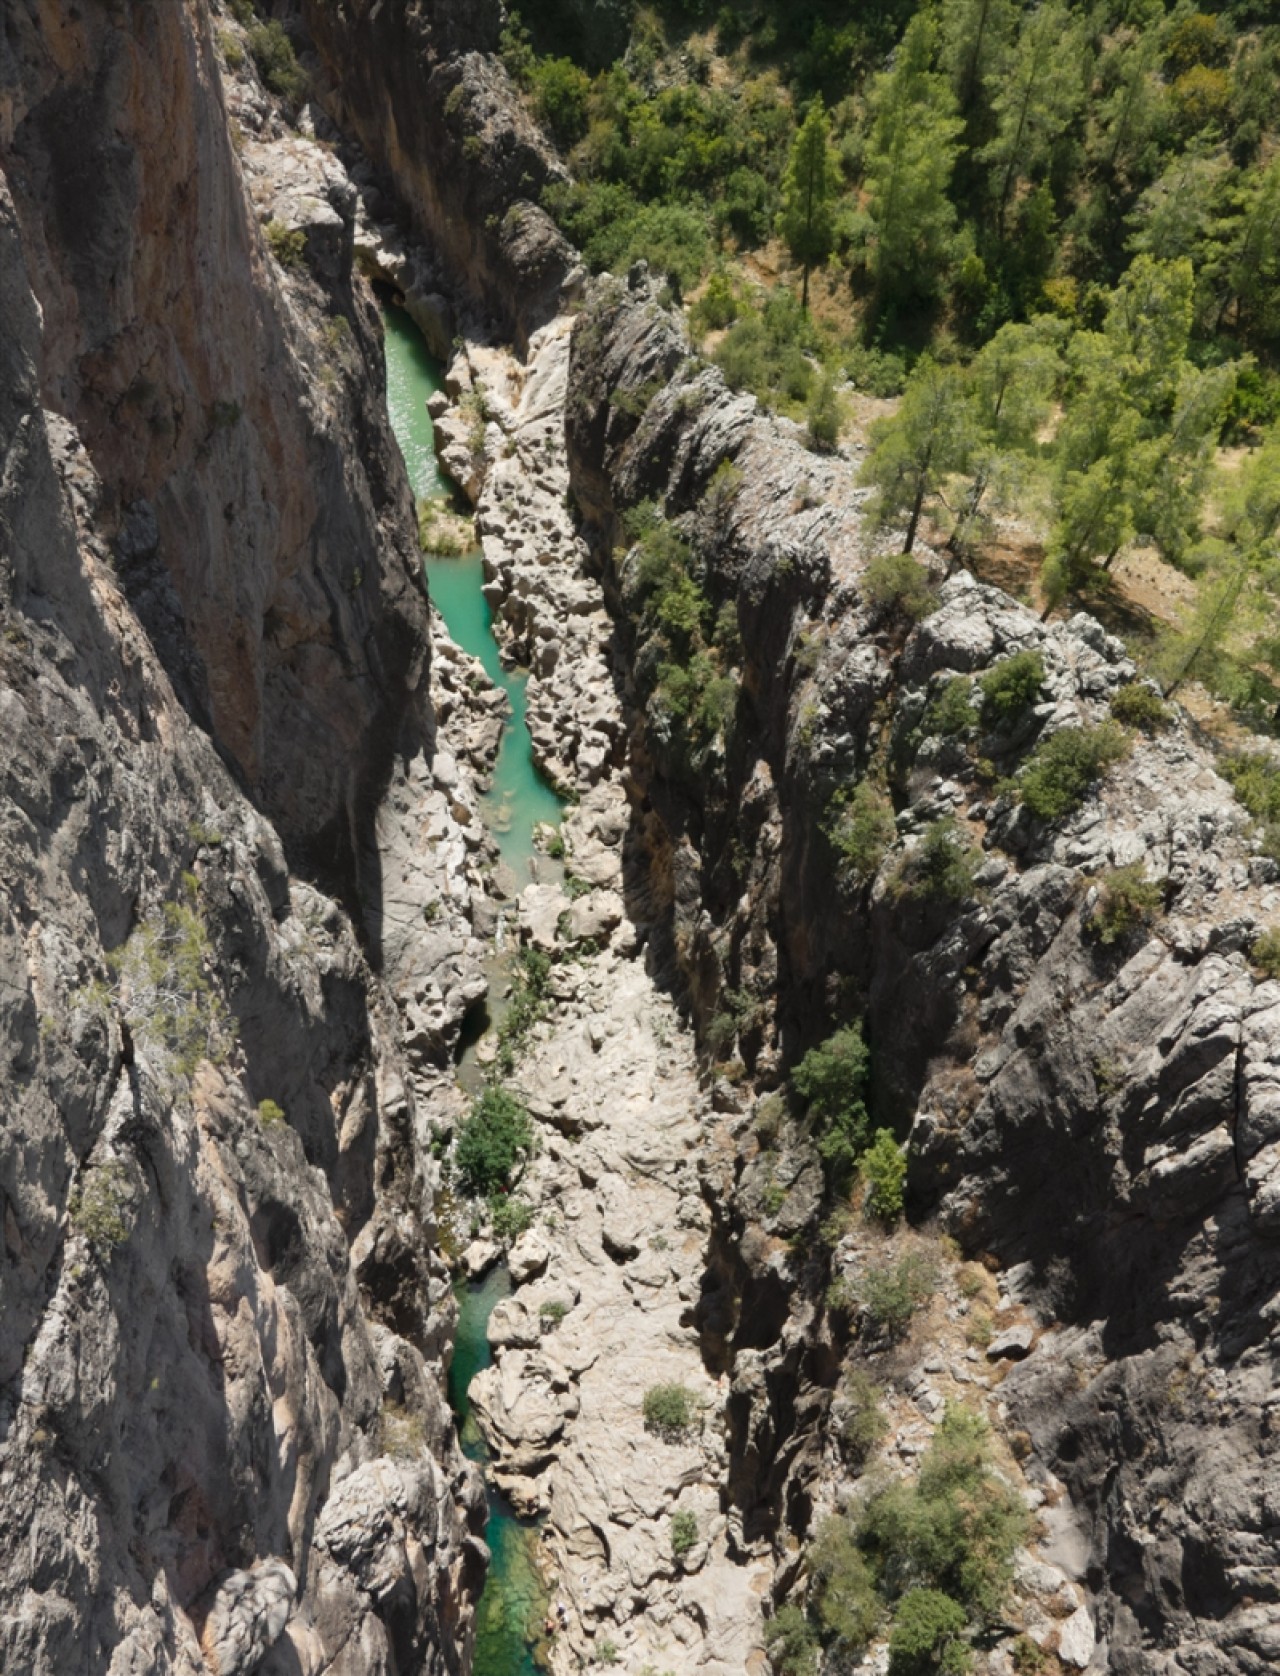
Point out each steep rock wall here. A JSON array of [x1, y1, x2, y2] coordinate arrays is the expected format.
[[0, 4, 487, 1672], [564, 269, 1280, 1675]]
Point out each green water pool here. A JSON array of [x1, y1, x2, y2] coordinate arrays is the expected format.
[[382, 303, 564, 880], [382, 299, 555, 1675], [450, 1269, 549, 1676]]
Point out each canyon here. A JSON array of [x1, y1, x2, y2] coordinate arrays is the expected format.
[[2, 6, 1279, 1676]]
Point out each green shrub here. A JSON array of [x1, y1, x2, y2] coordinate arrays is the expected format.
[[596, 1640, 619, 1668], [845, 342, 908, 398], [926, 678, 977, 737], [70, 1161, 131, 1253], [495, 945, 553, 1073], [643, 1383, 697, 1441], [806, 371, 842, 454], [1010, 1635, 1049, 1673], [706, 457, 745, 517], [265, 219, 307, 269], [887, 1589, 971, 1676], [793, 1025, 871, 1181], [104, 893, 233, 1077], [257, 1098, 285, 1128], [1086, 865, 1164, 946], [829, 783, 896, 887], [1252, 926, 1280, 979], [246, 20, 307, 105], [1221, 752, 1280, 859], [489, 1194, 534, 1243], [860, 1404, 1029, 1620], [455, 1086, 534, 1196], [862, 1129, 907, 1224], [531, 55, 591, 147], [979, 651, 1044, 724], [859, 1250, 937, 1340], [863, 554, 936, 621], [764, 1604, 819, 1676], [540, 1299, 569, 1329], [690, 272, 741, 335], [1018, 723, 1130, 821], [892, 819, 981, 904], [837, 1368, 887, 1465], [670, 1509, 699, 1558], [1110, 681, 1172, 732], [218, 29, 245, 69], [808, 1514, 880, 1655]]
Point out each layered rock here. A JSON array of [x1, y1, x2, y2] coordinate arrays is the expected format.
[[0, 3, 491, 1672], [563, 269, 1280, 1674]]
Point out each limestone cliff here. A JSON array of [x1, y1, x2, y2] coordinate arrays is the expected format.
[[562, 268, 1280, 1676], [0, 3, 488, 1672]]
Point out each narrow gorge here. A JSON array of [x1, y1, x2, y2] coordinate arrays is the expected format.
[[3, 5, 1280, 1676]]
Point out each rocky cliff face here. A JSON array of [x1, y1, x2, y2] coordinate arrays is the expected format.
[[0, 3, 489, 1672], [563, 268, 1280, 1675]]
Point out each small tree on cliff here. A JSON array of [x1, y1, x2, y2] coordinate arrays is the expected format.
[[779, 98, 836, 312]]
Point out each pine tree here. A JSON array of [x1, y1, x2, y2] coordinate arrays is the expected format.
[[861, 358, 974, 554], [863, 12, 963, 304], [778, 98, 836, 312]]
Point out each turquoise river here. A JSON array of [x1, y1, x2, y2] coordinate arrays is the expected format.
[[383, 300, 555, 1676]]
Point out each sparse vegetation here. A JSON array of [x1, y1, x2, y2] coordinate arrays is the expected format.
[[70, 1160, 131, 1253], [265, 219, 306, 270], [1251, 927, 1280, 980], [489, 1194, 534, 1243], [1086, 865, 1165, 946], [858, 1250, 938, 1341], [891, 818, 981, 904], [1018, 723, 1130, 821], [836, 1368, 887, 1465], [670, 1509, 699, 1559], [246, 19, 307, 106], [764, 1604, 820, 1676], [257, 1098, 285, 1128], [1110, 682, 1172, 733], [455, 1085, 535, 1197], [643, 1382, 697, 1441], [863, 554, 936, 622], [828, 782, 896, 888]]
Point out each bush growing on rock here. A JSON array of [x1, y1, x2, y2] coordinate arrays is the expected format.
[[1109, 681, 1172, 732], [887, 1589, 971, 1676], [265, 219, 306, 270], [828, 782, 896, 888], [863, 553, 936, 622], [246, 20, 307, 105], [926, 678, 978, 737], [1251, 927, 1280, 979], [70, 1160, 132, 1253], [643, 1383, 698, 1441], [978, 651, 1044, 724], [531, 55, 591, 147], [1086, 865, 1164, 946], [670, 1509, 699, 1559], [1221, 751, 1280, 860], [793, 1024, 871, 1181], [859, 1404, 1029, 1621], [808, 1514, 880, 1656], [455, 1086, 535, 1197], [858, 1250, 937, 1340], [836, 1368, 887, 1465], [891, 818, 981, 904], [862, 1129, 907, 1223], [764, 1604, 820, 1676], [489, 1194, 534, 1243], [1017, 722, 1129, 821]]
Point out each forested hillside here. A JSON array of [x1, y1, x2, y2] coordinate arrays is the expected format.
[[504, 0, 1280, 721]]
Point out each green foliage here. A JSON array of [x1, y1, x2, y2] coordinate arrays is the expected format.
[[810, 1513, 881, 1654], [104, 892, 232, 1078], [540, 1299, 569, 1329], [779, 98, 836, 309], [1109, 682, 1172, 732], [495, 946, 553, 1074], [246, 20, 307, 105], [887, 1589, 971, 1676], [218, 29, 245, 70], [455, 1086, 535, 1197], [793, 1025, 871, 1181], [859, 1404, 1029, 1619], [714, 289, 819, 410], [806, 369, 842, 453], [829, 782, 896, 888], [643, 1382, 697, 1441], [690, 272, 741, 335], [1253, 926, 1280, 979], [670, 1510, 699, 1558], [858, 1250, 937, 1339], [1086, 865, 1164, 946], [926, 678, 977, 737], [257, 1098, 285, 1128], [1018, 723, 1130, 821], [70, 1161, 131, 1253], [863, 554, 936, 620], [836, 1368, 888, 1465], [764, 1605, 819, 1676], [265, 219, 307, 270], [891, 818, 981, 904], [862, 1129, 908, 1224], [596, 1640, 619, 1668], [489, 1194, 534, 1243], [978, 651, 1044, 724], [1010, 1635, 1049, 1674], [862, 360, 972, 554], [531, 56, 591, 147]]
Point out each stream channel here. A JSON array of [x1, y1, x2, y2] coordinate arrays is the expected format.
[[383, 301, 559, 1676]]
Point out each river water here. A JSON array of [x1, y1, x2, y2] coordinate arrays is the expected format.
[[383, 301, 554, 1676]]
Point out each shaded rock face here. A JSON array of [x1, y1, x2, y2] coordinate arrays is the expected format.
[[1, 0, 430, 898], [564, 273, 1280, 1674], [297, 0, 580, 353], [0, 5, 485, 1674]]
